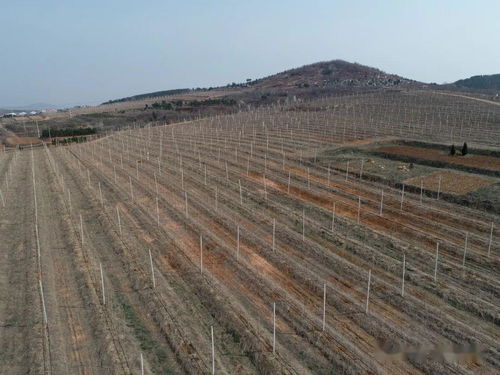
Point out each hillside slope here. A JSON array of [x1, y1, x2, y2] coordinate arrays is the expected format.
[[249, 60, 418, 90], [454, 74, 500, 92]]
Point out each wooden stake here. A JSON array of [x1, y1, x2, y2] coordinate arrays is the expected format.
[[185, 191, 188, 217], [287, 171, 291, 194]]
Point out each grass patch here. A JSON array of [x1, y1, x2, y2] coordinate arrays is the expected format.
[[117, 293, 173, 374]]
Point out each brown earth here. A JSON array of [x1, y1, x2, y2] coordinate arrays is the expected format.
[[374, 145, 500, 172], [5, 136, 43, 146], [404, 171, 494, 195]]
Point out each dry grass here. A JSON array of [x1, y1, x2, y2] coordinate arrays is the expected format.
[[404, 170, 494, 194]]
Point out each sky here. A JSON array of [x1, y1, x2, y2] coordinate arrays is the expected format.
[[1, 0, 499, 108]]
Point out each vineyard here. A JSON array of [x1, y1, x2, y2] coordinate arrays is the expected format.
[[1, 90, 499, 374]]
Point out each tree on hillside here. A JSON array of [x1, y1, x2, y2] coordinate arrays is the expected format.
[[462, 142, 468, 156], [450, 144, 456, 156]]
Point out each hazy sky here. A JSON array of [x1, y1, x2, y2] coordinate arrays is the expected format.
[[1, 0, 499, 107]]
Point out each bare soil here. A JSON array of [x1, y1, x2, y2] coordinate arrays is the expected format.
[[404, 170, 494, 195], [375, 145, 500, 172]]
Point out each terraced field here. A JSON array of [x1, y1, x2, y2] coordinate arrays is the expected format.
[[0, 92, 499, 374]]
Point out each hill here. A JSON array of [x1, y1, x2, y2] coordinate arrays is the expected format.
[[101, 59, 421, 106], [248, 60, 418, 90], [454, 74, 500, 92]]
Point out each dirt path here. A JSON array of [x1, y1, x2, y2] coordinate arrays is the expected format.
[[433, 91, 500, 107], [0, 151, 45, 374]]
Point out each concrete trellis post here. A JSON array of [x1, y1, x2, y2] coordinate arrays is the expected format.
[[357, 197, 361, 224], [116, 206, 122, 236], [322, 282, 326, 331], [239, 179, 242, 205], [211, 326, 215, 375], [331, 202, 336, 231], [272, 218, 276, 252], [379, 190, 384, 216], [401, 254, 406, 297], [420, 179, 423, 204], [365, 269, 371, 314], [200, 235, 203, 273], [149, 249, 156, 288], [488, 222, 494, 257], [80, 213, 84, 246], [236, 226, 240, 260], [100, 263, 106, 305], [185, 191, 188, 217], [287, 171, 291, 194], [400, 184, 405, 211], [39, 280, 48, 325], [302, 209, 305, 241], [98, 182, 103, 206], [437, 175, 442, 199], [434, 242, 439, 282], [215, 187, 218, 212], [272, 302, 276, 354], [129, 176, 133, 201], [345, 161, 349, 181], [462, 232, 468, 268]]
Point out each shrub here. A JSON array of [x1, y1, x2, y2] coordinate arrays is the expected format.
[[462, 142, 468, 156], [450, 144, 456, 156]]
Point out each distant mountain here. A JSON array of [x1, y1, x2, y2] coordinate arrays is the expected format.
[[1, 102, 58, 111], [102, 88, 191, 105], [453, 74, 500, 92]]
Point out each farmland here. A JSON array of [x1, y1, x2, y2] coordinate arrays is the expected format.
[[1, 89, 499, 374]]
